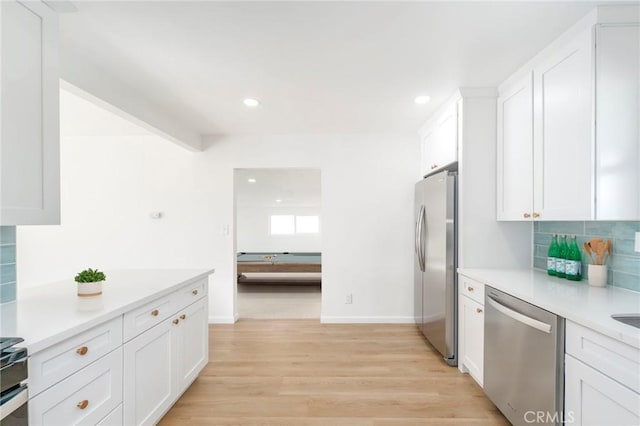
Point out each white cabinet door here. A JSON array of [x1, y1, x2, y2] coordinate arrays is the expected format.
[[0, 0, 60, 225], [533, 27, 594, 221], [497, 73, 534, 221], [460, 295, 484, 387], [595, 24, 640, 220], [173, 298, 208, 395], [565, 354, 640, 426], [124, 320, 174, 426]]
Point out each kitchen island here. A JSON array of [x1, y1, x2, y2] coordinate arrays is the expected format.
[[0, 268, 213, 425]]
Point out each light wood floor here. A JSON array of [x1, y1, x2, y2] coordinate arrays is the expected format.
[[160, 320, 509, 426]]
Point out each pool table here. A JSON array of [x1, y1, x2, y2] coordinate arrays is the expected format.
[[236, 252, 322, 274]]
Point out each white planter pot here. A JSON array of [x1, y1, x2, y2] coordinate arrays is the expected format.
[[77, 281, 103, 297], [588, 265, 607, 287]]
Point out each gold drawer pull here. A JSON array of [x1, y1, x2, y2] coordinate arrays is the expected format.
[[476, 308, 483, 313], [180, 314, 186, 320], [533, 212, 540, 218], [77, 400, 89, 410], [192, 289, 198, 295], [467, 286, 474, 292], [173, 319, 180, 325], [523, 212, 531, 218], [151, 309, 159, 317], [76, 346, 88, 356]]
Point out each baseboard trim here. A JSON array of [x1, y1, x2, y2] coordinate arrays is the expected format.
[[208, 315, 236, 324], [320, 315, 414, 324]]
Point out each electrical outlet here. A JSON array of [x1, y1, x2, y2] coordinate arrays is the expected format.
[[635, 232, 640, 253], [345, 293, 353, 304]]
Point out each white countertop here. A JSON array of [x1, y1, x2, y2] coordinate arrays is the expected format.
[[0, 269, 214, 354], [458, 268, 640, 349]]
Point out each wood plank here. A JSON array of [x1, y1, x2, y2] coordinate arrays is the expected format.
[[160, 320, 508, 425], [237, 262, 322, 273]]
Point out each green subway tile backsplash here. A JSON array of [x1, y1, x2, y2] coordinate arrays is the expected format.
[[533, 221, 640, 293], [0, 226, 17, 303]]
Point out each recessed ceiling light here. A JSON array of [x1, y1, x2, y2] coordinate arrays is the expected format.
[[414, 95, 431, 105], [243, 98, 260, 108], [275, 199, 282, 203], [247, 178, 256, 183]]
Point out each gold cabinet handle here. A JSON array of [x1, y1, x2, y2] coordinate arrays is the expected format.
[[476, 308, 483, 313], [77, 400, 89, 410], [523, 213, 531, 218], [533, 212, 540, 218], [151, 309, 159, 317], [192, 289, 198, 295], [76, 346, 88, 356], [180, 314, 186, 320], [467, 286, 474, 292], [173, 319, 180, 325], [431, 164, 438, 170]]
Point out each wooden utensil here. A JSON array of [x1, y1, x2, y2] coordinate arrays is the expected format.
[[587, 238, 612, 265], [583, 242, 595, 264]]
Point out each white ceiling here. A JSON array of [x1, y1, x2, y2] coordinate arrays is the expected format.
[[59, 1, 600, 136], [235, 168, 321, 207]]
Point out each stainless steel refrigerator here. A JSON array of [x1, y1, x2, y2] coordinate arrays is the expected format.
[[414, 168, 457, 366]]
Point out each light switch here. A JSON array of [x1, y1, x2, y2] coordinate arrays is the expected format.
[[635, 232, 640, 253]]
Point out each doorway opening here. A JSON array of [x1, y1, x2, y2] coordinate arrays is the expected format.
[[234, 168, 321, 319]]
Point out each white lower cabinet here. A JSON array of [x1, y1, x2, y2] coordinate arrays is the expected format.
[[174, 298, 208, 394], [27, 278, 210, 426], [460, 296, 484, 386], [565, 354, 640, 425], [124, 297, 209, 425], [565, 320, 640, 425], [458, 275, 484, 387], [29, 348, 123, 426], [123, 319, 174, 426]]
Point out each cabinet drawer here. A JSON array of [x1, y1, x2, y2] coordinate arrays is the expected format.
[[29, 347, 123, 426], [124, 293, 173, 342], [566, 321, 640, 393], [29, 316, 122, 397], [459, 275, 484, 305], [173, 278, 207, 312]]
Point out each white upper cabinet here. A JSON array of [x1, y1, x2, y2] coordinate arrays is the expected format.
[[497, 73, 534, 221], [595, 24, 640, 220], [497, 6, 639, 221], [498, 27, 594, 222], [420, 98, 459, 176], [533, 27, 594, 221], [1, 0, 60, 225]]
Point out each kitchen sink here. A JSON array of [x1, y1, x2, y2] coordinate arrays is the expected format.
[[611, 314, 640, 329]]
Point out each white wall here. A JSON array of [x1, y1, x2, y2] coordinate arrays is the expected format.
[[237, 205, 321, 253], [17, 94, 420, 323]]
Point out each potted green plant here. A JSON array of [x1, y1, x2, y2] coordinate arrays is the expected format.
[[75, 268, 106, 297]]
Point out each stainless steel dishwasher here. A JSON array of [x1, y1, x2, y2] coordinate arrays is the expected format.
[[484, 286, 565, 426]]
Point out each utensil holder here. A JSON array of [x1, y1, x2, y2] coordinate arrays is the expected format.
[[588, 265, 607, 287]]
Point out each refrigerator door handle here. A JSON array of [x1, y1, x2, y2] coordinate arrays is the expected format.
[[417, 205, 426, 272], [487, 296, 552, 334], [414, 208, 421, 256]]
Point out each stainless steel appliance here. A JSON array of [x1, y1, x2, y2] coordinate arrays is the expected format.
[[484, 287, 564, 426], [0, 337, 28, 426], [413, 167, 457, 366]]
